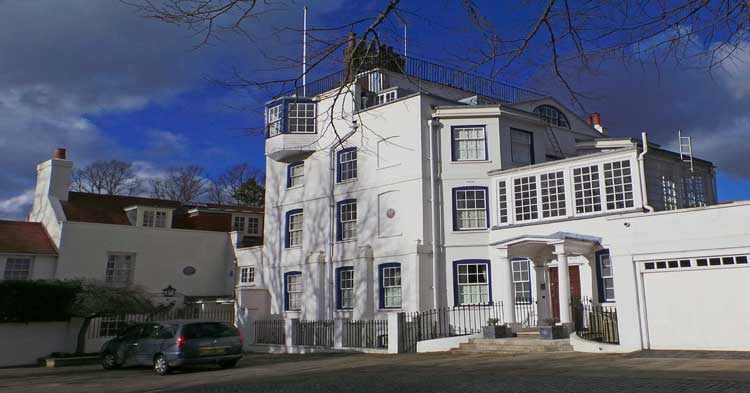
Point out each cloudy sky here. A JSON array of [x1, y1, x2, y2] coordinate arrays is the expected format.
[[1, 0, 748, 219]]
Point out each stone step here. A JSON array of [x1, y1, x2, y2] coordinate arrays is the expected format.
[[454, 345, 573, 353], [452, 338, 574, 354]]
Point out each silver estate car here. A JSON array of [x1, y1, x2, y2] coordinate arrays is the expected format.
[[100, 320, 243, 375]]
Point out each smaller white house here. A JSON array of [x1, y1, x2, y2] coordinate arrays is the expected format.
[[0, 220, 58, 281]]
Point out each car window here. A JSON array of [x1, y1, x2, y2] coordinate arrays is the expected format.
[[181, 322, 238, 339], [154, 324, 177, 339], [119, 324, 144, 339]]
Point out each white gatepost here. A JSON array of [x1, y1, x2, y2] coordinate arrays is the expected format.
[[334, 319, 344, 349], [285, 318, 297, 347], [495, 247, 516, 326], [387, 312, 403, 354]]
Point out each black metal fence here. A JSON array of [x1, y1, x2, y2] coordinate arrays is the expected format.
[[343, 320, 388, 349], [514, 297, 538, 328], [294, 320, 334, 347], [279, 54, 543, 104], [400, 303, 504, 353], [254, 319, 286, 345], [572, 298, 619, 344]]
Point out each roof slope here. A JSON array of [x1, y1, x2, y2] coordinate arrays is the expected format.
[[0, 220, 58, 255], [61, 192, 263, 231]]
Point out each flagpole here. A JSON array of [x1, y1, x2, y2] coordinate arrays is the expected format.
[[302, 6, 308, 96]]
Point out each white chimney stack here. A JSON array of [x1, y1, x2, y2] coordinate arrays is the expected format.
[[35, 147, 72, 203]]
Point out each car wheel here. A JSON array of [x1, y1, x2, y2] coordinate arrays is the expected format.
[[153, 354, 171, 375], [219, 359, 238, 369], [101, 352, 119, 370]]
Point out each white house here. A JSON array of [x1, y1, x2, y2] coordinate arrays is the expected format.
[[22, 148, 264, 336], [0, 220, 58, 281], [236, 41, 750, 352]]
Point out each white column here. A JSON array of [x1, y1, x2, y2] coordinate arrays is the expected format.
[[496, 247, 516, 325], [555, 249, 572, 324]]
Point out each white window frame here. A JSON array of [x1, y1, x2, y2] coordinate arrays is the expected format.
[[661, 176, 678, 210], [452, 126, 487, 161], [376, 90, 397, 105], [247, 217, 260, 235], [338, 148, 357, 182], [142, 209, 168, 228], [497, 181, 508, 224], [682, 175, 706, 208], [598, 254, 615, 302], [382, 266, 402, 308], [105, 253, 134, 286], [287, 102, 316, 134], [339, 201, 357, 241], [266, 104, 282, 137], [456, 263, 490, 305], [288, 162, 304, 188], [239, 266, 255, 285], [534, 105, 570, 128], [572, 165, 602, 214], [512, 259, 532, 303], [540, 171, 566, 218], [338, 268, 354, 309], [454, 188, 488, 230], [288, 212, 303, 247], [513, 176, 538, 222], [3, 257, 32, 280], [603, 160, 635, 210], [286, 273, 303, 311], [233, 216, 246, 232]]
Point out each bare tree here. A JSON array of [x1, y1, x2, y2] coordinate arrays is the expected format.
[[149, 165, 207, 202], [72, 160, 142, 195], [207, 163, 265, 206]]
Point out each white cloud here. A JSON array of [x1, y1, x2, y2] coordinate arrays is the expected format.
[[0, 189, 34, 220]]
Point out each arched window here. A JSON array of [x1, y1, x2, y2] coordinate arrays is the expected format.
[[534, 105, 570, 128]]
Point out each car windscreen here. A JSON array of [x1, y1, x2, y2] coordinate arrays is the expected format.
[[181, 322, 238, 339]]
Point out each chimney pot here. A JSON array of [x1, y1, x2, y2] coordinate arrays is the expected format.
[[592, 112, 601, 126], [53, 148, 67, 160]]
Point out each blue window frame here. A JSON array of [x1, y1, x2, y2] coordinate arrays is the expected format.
[[378, 263, 401, 309], [452, 186, 489, 231], [284, 208, 303, 248], [265, 97, 317, 138], [335, 266, 354, 310], [336, 147, 357, 182], [595, 250, 615, 302], [284, 271, 302, 311], [453, 260, 492, 306], [451, 126, 488, 161], [287, 162, 304, 188], [336, 199, 357, 241]]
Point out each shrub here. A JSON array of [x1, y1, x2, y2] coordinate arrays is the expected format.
[[0, 280, 82, 323]]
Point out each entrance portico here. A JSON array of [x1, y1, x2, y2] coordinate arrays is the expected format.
[[491, 232, 601, 330]]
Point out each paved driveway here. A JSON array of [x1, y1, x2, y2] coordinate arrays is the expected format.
[[2, 351, 750, 393]]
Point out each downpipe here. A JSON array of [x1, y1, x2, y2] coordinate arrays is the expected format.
[[428, 118, 441, 308], [637, 131, 655, 213]]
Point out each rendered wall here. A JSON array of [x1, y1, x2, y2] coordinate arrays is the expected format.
[[0, 319, 83, 367]]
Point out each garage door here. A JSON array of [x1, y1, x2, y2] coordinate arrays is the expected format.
[[642, 255, 750, 351]]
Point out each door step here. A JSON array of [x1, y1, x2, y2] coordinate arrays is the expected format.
[[451, 337, 573, 354]]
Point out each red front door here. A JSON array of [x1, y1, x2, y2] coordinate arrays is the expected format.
[[549, 266, 581, 322]]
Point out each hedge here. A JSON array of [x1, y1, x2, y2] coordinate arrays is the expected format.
[[0, 280, 82, 323]]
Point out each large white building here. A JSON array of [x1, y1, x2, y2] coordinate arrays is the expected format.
[[236, 42, 750, 352]]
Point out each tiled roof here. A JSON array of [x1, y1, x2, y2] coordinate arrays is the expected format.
[[0, 220, 58, 255], [61, 192, 263, 232]]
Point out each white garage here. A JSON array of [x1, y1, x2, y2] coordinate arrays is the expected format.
[[641, 255, 750, 351]]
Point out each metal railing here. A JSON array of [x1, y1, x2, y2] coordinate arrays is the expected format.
[[87, 306, 235, 340], [278, 53, 543, 104], [342, 320, 388, 349], [572, 297, 619, 344], [294, 319, 334, 347], [400, 303, 504, 352], [254, 319, 286, 345], [514, 297, 538, 328]]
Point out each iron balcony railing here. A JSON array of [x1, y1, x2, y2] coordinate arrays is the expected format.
[[278, 54, 543, 104]]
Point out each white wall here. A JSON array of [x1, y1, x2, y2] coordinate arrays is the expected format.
[[0, 319, 83, 367], [56, 222, 235, 297]]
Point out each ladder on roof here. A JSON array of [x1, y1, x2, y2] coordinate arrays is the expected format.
[[678, 129, 694, 173], [545, 123, 565, 159]]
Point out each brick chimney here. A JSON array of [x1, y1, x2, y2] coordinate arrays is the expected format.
[[591, 112, 607, 135]]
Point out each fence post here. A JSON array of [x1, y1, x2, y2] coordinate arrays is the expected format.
[[285, 318, 297, 348], [334, 319, 344, 349], [387, 312, 403, 354]]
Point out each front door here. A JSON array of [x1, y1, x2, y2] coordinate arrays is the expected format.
[[549, 265, 581, 322]]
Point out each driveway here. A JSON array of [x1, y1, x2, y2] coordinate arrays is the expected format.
[[2, 351, 750, 393]]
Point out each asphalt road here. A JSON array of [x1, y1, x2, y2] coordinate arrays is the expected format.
[[3, 351, 750, 393]]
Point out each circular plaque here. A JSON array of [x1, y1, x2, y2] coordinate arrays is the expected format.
[[386, 208, 396, 219], [183, 266, 197, 276]]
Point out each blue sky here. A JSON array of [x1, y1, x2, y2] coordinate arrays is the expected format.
[[0, 0, 748, 219]]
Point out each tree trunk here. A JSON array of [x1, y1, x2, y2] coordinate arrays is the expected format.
[[76, 315, 95, 354]]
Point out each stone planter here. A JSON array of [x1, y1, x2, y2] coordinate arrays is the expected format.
[[539, 325, 569, 340], [482, 325, 510, 339]]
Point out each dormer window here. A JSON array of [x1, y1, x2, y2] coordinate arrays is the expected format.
[[265, 98, 317, 138], [534, 105, 570, 128], [233, 214, 262, 236], [376, 89, 397, 105], [142, 209, 168, 228]]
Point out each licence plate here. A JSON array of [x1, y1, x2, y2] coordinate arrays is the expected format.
[[200, 347, 227, 356]]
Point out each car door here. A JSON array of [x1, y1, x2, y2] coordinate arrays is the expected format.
[[115, 324, 146, 366], [133, 323, 160, 366]]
